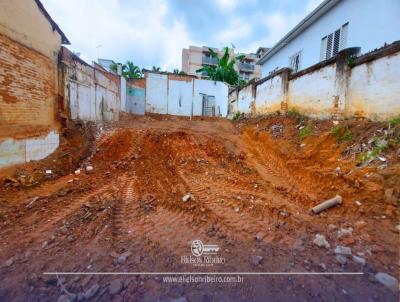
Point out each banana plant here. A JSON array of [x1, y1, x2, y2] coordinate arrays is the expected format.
[[196, 47, 245, 86]]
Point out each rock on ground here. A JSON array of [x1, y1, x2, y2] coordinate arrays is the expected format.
[[352, 255, 366, 266], [375, 273, 398, 292], [335, 255, 347, 265], [334, 246, 352, 255], [313, 234, 330, 248], [252, 255, 263, 266], [109, 279, 123, 295]]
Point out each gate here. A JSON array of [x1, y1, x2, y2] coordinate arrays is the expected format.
[[201, 94, 216, 116]]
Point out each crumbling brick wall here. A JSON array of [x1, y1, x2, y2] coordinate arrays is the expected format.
[[0, 33, 57, 139]]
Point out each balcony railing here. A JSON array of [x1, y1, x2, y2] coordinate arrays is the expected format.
[[239, 62, 255, 71], [202, 56, 218, 65]]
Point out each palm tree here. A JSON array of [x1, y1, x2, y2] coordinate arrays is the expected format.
[[196, 47, 245, 86], [123, 61, 142, 79], [152, 66, 161, 72], [109, 61, 142, 79]]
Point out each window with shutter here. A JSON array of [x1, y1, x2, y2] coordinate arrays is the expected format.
[[320, 22, 349, 61], [333, 29, 340, 56], [326, 33, 333, 59]]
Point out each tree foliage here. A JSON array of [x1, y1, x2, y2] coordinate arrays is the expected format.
[[173, 69, 187, 75], [196, 47, 245, 86], [110, 61, 142, 79]]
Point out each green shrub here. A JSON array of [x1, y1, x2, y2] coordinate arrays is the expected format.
[[232, 112, 241, 121], [341, 130, 353, 142], [330, 125, 352, 142]]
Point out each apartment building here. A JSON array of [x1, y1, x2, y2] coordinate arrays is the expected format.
[[182, 45, 265, 81]]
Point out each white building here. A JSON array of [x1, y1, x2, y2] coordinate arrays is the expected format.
[[258, 0, 400, 76]]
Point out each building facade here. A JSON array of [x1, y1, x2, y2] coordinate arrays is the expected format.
[[182, 45, 264, 81], [258, 0, 400, 76]]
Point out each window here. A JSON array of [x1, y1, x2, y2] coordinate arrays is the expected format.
[[320, 23, 349, 60], [289, 51, 301, 72]]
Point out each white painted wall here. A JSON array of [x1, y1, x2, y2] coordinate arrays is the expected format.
[[146, 73, 168, 114], [289, 64, 337, 118], [193, 79, 228, 117], [237, 85, 253, 114], [262, 0, 400, 76], [168, 79, 193, 116], [144, 73, 229, 117], [347, 52, 400, 119], [230, 45, 400, 120], [255, 75, 283, 113], [0, 130, 59, 168]]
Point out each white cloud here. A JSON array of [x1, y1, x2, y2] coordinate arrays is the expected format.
[[41, 0, 195, 71], [213, 18, 253, 47], [237, 11, 304, 54], [216, 0, 239, 12]]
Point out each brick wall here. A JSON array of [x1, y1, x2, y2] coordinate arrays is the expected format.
[[0, 33, 57, 139]]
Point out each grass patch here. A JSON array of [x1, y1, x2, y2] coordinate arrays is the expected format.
[[331, 125, 353, 143], [299, 124, 314, 140]]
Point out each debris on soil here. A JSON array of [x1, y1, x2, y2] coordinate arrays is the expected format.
[[182, 193, 193, 203], [375, 273, 399, 292], [337, 227, 353, 238], [334, 246, 352, 256], [108, 279, 123, 295], [311, 195, 342, 214], [335, 255, 347, 265], [251, 255, 263, 266], [352, 255, 366, 266], [0, 113, 399, 301], [313, 234, 330, 248]]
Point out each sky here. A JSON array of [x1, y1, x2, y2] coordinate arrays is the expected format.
[[42, 0, 323, 71]]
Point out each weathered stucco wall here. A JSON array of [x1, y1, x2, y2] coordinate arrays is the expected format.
[[289, 63, 337, 118], [255, 74, 284, 113], [146, 73, 168, 114], [229, 42, 400, 121], [61, 47, 120, 122], [347, 52, 400, 120], [167, 77, 193, 116], [237, 84, 254, 114]]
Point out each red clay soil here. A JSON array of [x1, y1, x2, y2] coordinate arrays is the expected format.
[[0, 114, 398, 301]]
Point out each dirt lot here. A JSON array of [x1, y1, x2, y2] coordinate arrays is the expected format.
[[0, 113, 399, 301]]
